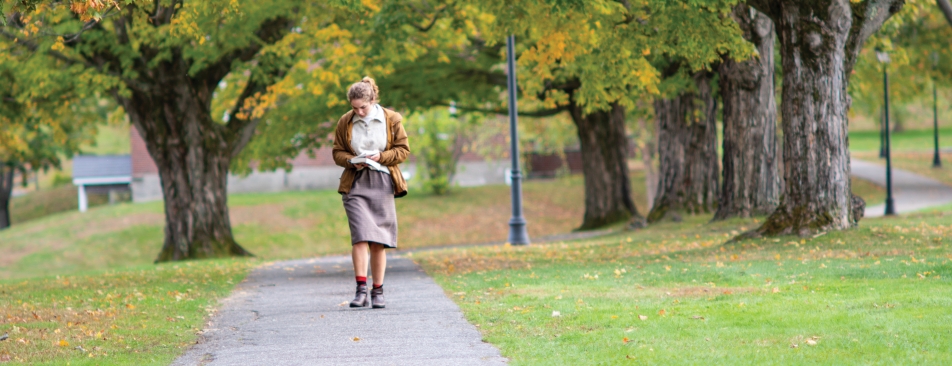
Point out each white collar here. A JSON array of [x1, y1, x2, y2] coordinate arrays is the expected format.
[[353, 104, 384, 124]]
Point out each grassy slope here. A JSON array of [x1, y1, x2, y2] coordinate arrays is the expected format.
[[0, 173, 650, 280], [414, 212, 952, 365]]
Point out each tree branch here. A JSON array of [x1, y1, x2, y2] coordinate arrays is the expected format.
[[845, 0, 905, 75], [192, 16, 293, 97], [745, 0, 779, 20], [455, 68, 508, 87], [435, 102, 569, 118], [938, 0, 952, 28], [409, 5, 447, 32], [0, 28, 149, 92]]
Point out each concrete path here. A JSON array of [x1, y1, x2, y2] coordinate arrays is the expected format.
[[852, 159, 952, 217], [173, 255, 507, 365]]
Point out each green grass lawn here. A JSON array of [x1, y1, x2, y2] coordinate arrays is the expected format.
[[849, 127, 952, 153], [413, 212, 952, 365], [0, 259, 251, 365]]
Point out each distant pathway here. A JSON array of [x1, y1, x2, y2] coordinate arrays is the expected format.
[[172, 255, 507, 365], [852, 159, 952, 217]]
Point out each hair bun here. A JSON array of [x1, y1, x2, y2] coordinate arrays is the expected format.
[[362, 76, 379, 96], [347, 76, 380, 102]]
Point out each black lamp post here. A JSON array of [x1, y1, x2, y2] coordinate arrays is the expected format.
[[932, 52, 942, 168], [506, 35, 530, 245], [877, 49, 896, 216], [880, 105, 887, 158]]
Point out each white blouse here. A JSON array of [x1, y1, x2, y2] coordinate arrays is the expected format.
[[351, 104, 388, 173]]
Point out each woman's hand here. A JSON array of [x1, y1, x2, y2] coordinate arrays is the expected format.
[[368, 153, 380, 162], [355, 163, 368, 170]]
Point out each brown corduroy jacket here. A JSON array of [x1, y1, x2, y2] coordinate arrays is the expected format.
[[332, 107, 410, 197]]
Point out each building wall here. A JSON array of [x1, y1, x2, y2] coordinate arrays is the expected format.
[[131, 160, 510, 202]]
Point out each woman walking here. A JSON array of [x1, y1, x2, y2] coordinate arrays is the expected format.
[[332, 77, 409, 309]]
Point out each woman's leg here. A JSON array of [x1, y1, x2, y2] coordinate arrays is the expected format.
[[369, 243, 387, 286], [349, 242, 371, 307], [352, 242, 369, 277]]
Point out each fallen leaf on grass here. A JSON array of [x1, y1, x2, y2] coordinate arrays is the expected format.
[[58, 340, 69, 347], [638, 315, 648, 321], [125, 304, 135, 309], [692, 315, 704, 320], [806, 339, 817, 346], [658, 309, 666, 316], [552, 311, 561, 317], [790, 343, 798, 349], [622, 337, 630, 344], [772, 287, 780, 293]]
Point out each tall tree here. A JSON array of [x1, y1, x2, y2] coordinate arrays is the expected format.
[[648, 71, 720, 223], [2, 0, 374, 261], [374, 0, 752, 229], [714, 5, 780, 220], [0, 49, 98, 229], [745, 0, 904, 237]]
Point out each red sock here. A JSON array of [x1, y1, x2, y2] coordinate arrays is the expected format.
[[372, 283, 383, 289], [356, 276, 367, 286]]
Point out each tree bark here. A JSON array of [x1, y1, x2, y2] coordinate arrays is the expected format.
[[636, 116, 658, 210], [648, 72, 720, 223], [118, 61, 255, 262], [714, 5, 781, 220], [0, 164, 13, 230], [567, 100, 643, 229], [746, 0, 904, 237]]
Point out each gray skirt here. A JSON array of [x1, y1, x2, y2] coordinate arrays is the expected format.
[[342, 169, 398, 248]]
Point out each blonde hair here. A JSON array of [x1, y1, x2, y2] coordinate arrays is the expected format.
[[347, 76, 379, 102]]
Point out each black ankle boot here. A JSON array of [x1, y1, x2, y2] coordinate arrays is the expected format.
[[371, 286, 385, 308], [350, 284, 369, 307]]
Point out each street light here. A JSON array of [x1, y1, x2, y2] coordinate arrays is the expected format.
[[506, 35, 530, 245], [876, 48, 896, 216], [932, 52, 942, 168]]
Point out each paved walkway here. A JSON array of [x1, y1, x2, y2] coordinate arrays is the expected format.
[[172, 255, 508, 365], [852, 159, 952, 217]]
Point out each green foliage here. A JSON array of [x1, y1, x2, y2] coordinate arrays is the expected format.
[[49, 172, 72, 187], [850, 0, 952, 117], [409, 108, 468, 195]]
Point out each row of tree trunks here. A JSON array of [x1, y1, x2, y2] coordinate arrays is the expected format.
[[647, 72, 720, 223], [0, 164, 13, 230], [714, 5, 781, 221], [747, 0, 903, 236], [118, 60, 252, 262], [567, 99, 644, 230]]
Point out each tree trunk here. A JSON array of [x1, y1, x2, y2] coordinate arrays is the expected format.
[[0, 164, 13, 230], [648, 72, 720, 223], [636, 116, 658, 210], [117, 60, 254, 262], [714, 5, 781, 220], [567, 100, 643, 229], [747, 0, 903, 237]]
